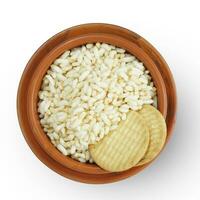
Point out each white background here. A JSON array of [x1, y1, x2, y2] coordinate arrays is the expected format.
[[0, 0, 200, 199]]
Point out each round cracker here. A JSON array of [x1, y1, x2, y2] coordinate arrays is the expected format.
[[89, 111, 149, 172], [136, 105, 167, 166]]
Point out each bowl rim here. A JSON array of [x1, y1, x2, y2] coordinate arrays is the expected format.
[[17, 23, 176, 183]]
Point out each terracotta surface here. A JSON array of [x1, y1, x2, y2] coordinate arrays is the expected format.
[[17, 23, 177, 184]]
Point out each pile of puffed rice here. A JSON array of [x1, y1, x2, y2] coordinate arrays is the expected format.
[[38, 43, 157, 163]]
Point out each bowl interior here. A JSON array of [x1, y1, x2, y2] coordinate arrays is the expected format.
[[26, 33, 167, 174]]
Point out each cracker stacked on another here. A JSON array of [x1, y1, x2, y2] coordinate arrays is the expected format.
[[89, 105, 167, 172]]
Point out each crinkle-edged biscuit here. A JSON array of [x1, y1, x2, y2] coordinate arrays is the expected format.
[[136, 105, 167, 166], [89, 111, 149, 172]]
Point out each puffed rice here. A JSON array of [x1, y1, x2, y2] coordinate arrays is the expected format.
[[38, 43, 157, 162]]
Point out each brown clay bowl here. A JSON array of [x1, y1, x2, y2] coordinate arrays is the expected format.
[[27, 33, 167, 174], [17, 23, 176, 183]]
